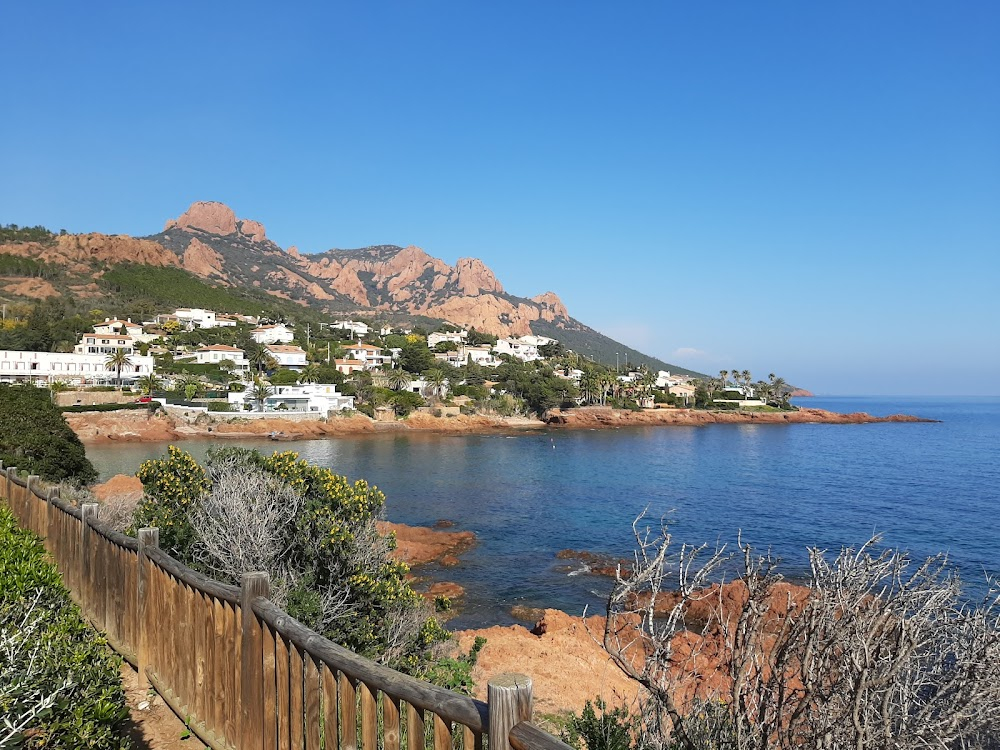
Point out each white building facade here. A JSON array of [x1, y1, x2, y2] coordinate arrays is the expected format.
[[251, 324, 295, 345], [194, 345, 250, 372], [0, 350, 155, 385], [266, 345, 308, 370], [229, 383, 354, 413]]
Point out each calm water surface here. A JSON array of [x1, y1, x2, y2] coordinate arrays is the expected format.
[[88, 396, 1000, 628]]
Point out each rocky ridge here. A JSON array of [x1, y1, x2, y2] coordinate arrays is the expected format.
[[0, 200, 695, 373]]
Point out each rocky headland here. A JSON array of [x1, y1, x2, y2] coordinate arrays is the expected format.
[[65, 406, 933, 444], [544, 406, 935, 428]]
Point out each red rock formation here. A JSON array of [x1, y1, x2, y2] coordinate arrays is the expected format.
[[531, 291, 569, 320], [166, 201, 238, 235], [453, 257, 504, 295], [239, 219, 267, 242], [182, 238, 227, 279]]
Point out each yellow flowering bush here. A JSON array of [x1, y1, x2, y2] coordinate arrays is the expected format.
[[133, 445, 210, 557], [130, 446, 446, 668]]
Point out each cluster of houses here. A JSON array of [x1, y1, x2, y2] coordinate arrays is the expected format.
[[0, 306, 699, 414]]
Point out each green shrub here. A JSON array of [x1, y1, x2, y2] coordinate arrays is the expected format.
[[0, 384, 96, 484], [563, 698, 637, 750], [0, 506, 130, 749]]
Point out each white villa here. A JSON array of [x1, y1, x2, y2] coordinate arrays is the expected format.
[[193, 345, 250, 372], [229, 383, 354, 414], [94, 318, 143, 337], [251, 324, 295, 345], [517, 335, 557, 348], [330, 320, 370, 338], [433, 344, 501, 368], [0, 350, 155, 385], [174, 308, 220, 329], [493, 337, 541, 362], [266, 344, 307, 370], [427, 330, 468, 348], [343, 343, 391, 370], [75, 333, 135, 356]]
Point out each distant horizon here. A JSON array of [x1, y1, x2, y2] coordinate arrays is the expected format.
[[1, 2, 996, 396]]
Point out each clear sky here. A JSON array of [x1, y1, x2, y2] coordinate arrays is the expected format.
[[2, 2, 997, 395]]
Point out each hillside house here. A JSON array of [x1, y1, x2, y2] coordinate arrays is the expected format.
[[75, 333, 135, 356], [251, 324, 295, 345], [334, 359, 366, 375], [494, 338, 540, 362], [94, 318, 143, 337], [174, 308, 219, 329], [428, 330, 468, 348], [330, 320, 370, 338], [194, 345, 250, 372], [0, 349, 155, 386], [266, 345, 308, 370], [344, 343, 391, 370], [229, 383, 354, 414]]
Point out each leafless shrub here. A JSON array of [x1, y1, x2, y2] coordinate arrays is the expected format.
[[188, 460, 302, 608], [603, 515, 1000, 750], [95, 492, 141, 532]]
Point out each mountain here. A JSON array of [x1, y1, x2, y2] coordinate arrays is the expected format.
[[0, 201, 703, 376]]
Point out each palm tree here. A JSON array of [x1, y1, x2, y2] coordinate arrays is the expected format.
[[388, 369, 411, 392], [741, 370, 753, 399], [137, 373, 162, 395], [245, 342, 275, 374], [247, 378, 273, 411], [424, 369, 448, 401], [299, 363, 321, 384], [770, 376, 789, 407], [105, 350, 134, 390], [718, 370, 729, 395]]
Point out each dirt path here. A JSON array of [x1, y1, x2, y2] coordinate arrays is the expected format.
[[120, 663, 207, 750]]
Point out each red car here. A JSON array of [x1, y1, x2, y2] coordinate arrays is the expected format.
[[134, 396, 152, 403]]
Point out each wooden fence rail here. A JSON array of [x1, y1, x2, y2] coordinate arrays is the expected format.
[[0, 462, 574, 750]]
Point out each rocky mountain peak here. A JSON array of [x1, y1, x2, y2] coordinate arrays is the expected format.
[[163, 201, 267, 243], [531, 291, 569, 319], [453, 257, 504, 296]]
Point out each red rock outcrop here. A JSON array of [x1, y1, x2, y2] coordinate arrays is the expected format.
[[0, 235, 179, 274], [182, 238, 227, 279], [375, 521, 476, 566], [238, 219, 267, 242], [545, 406, 935, 428], [165, 201, 238, 235], [531, 291, 569, 320], [2, 277, 60, 299], [453, 257, 504, 295]]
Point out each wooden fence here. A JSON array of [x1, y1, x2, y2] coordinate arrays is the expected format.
[[1, 463, 571, 750]]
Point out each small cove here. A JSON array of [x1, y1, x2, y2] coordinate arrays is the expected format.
[[86, 396, 1000, 629]]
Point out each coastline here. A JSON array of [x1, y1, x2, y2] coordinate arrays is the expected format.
[[66, 405, 934, 444]]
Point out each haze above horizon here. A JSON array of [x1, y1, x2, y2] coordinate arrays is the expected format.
[[1, 2, 997, 396]]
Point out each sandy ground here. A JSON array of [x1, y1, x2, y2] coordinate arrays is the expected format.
[[120, 663, 207, 750], [455, 609, 643, 721]]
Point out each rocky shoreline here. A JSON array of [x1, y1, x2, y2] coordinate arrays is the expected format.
[[66, 405, 934, 444]]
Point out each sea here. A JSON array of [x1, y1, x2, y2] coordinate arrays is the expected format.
[[86, 396, 1000, 630]]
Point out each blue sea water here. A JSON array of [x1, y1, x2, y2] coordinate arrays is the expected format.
[[87, 396, 1000, 629]]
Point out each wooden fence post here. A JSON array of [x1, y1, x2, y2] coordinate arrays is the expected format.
[[4, 467, 16, 508], [80, 502, 99, 618], [137, 527, 159, 692], [26, 475, 39, 532], [488, 674, 533, 750], [240, 572, 270, 750]]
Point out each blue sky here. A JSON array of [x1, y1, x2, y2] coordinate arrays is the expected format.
[[2, 2, 997, 395]]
